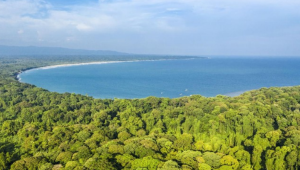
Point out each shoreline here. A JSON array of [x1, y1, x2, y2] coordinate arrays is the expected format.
[[224, 90, 249, 97], [14, 57, 300, 100], [17, 57, 198, 82], [17, 60, 126, 82], [14, 58, 256, 99], [17, 61, 125, 82], [22, 61, 127, 72]]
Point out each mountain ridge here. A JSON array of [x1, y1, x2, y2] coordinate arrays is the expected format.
[[0, 45, 128, 56]]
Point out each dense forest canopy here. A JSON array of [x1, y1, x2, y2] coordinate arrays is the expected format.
[[1, 55, 300, 170]]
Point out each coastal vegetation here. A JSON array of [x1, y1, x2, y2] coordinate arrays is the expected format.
[[1, 55, 300, 170]]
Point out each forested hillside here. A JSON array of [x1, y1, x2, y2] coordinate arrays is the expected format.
[[1, 56, 300, 170]]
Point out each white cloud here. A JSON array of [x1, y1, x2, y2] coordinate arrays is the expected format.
[[76, 24, 92, 31], [17, 29, 24, 34], [0, 0, 299, 55]]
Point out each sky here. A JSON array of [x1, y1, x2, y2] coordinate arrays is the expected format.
[[0, 0, 300, 56]]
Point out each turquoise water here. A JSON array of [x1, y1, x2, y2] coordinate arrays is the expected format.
[[19, 57, 300, 99]]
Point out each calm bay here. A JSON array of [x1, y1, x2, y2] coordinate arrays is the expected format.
[[19, 57, 300, 99]]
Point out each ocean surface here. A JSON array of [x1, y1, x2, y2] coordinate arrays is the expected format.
[[19, 57, 300, 99]]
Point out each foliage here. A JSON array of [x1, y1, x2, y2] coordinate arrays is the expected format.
[[1, 56, 300, 169]]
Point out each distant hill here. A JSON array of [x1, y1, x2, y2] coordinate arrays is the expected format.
[[0, 45, 127, 56]]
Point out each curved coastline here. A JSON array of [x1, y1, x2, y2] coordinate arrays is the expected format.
[[224, 90, 250, 97], [17, 57, 251, 98], [17, 61, 127, 82], [17, 58, 198, 82], [20, 61, 126, 74], [34, 61, 124, 70], [18, 57, 297, 99], [17, 61, 128, 80]]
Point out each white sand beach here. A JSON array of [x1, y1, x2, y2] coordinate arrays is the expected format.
[[38, 61, 124, 70]]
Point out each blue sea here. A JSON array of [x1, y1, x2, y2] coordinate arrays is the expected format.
[[19, 57, 300, 99]]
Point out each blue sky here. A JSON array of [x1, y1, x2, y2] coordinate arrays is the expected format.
[[0, 0, 300, 56]]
